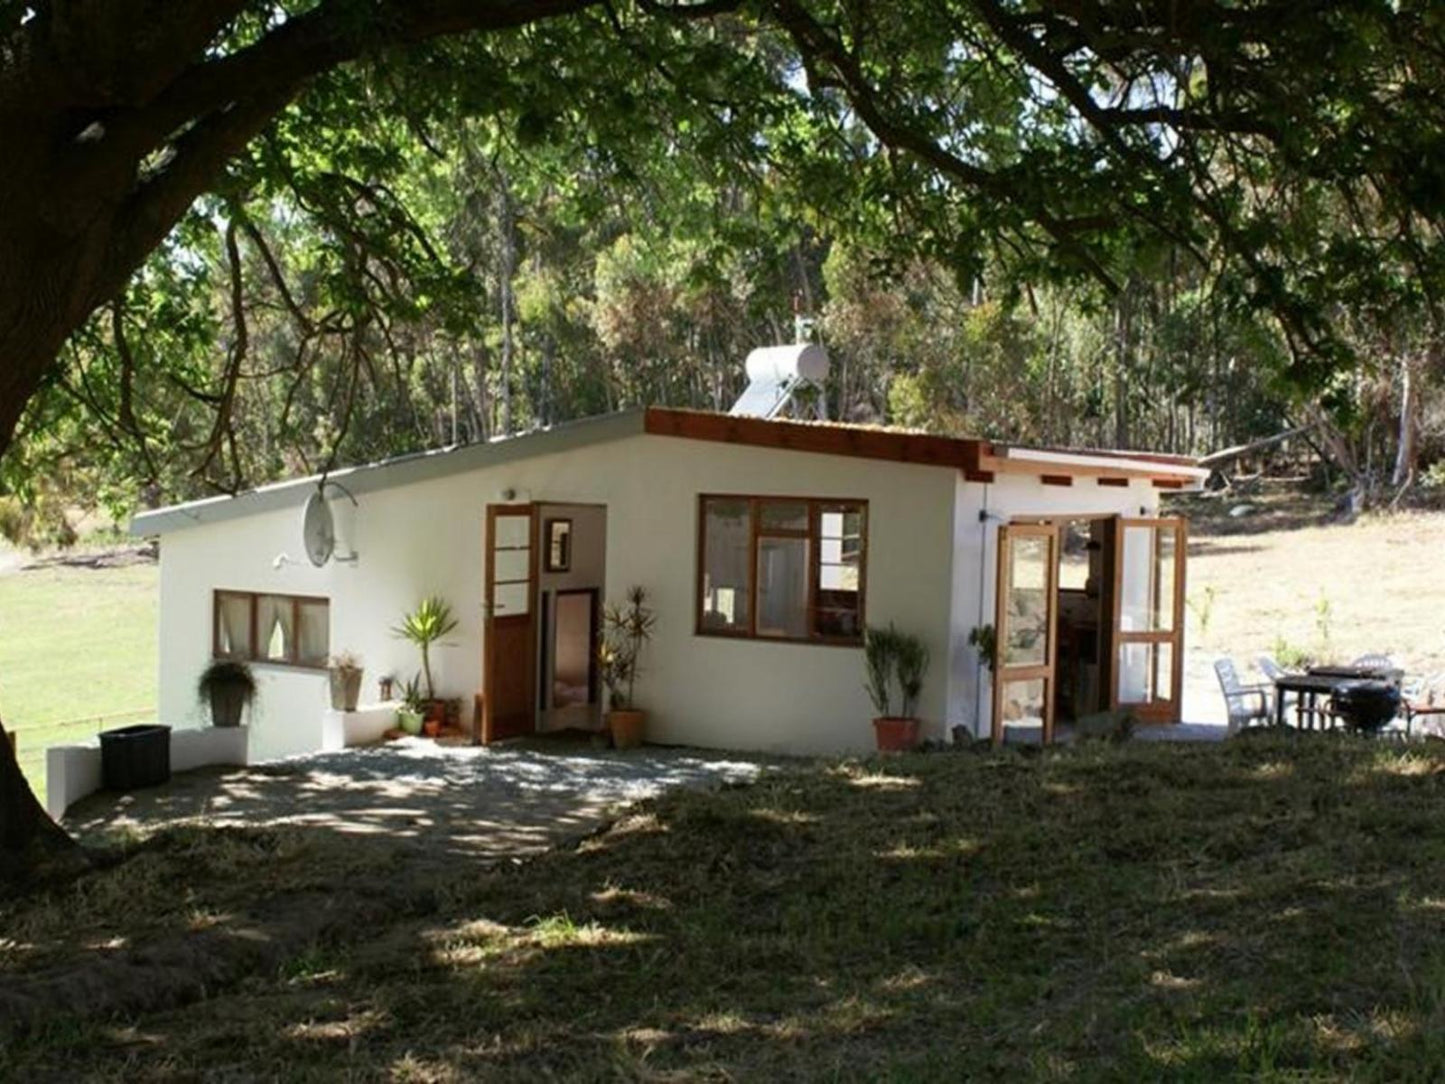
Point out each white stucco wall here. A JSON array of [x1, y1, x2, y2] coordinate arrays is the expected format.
[[155, 434, 963, 758], [945, 474, 1163, 737], [151, 432, 1175, 759]]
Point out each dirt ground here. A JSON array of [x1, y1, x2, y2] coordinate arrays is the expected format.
[[1178, 482, 1445, 723]]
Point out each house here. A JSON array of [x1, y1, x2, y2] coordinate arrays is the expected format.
[[130, 351, 1207, 761]]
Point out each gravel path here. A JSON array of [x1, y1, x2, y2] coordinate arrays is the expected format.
[[66, 736, 765, 864]]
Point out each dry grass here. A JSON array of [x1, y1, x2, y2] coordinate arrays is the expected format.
[[1179, 484, 1445, 720], [7, 736, 1445, 1080]]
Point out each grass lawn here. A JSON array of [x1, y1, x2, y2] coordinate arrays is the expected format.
[[5, 735, 1445, 1080], [0, 553, 158, 801]]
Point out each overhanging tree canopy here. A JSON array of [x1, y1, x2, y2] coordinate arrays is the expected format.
[[1, 0, 1441, 880]]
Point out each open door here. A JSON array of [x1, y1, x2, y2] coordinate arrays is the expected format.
[[482, 503, 537, 743], [992, 522, 1060, 744], [1109, 517, 1187, 724]]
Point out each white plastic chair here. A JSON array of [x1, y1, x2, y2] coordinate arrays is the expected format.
[[1216, 657, 1272, 733], [1352, 653, 1396, 671], [1256, 655, 1293, 723]]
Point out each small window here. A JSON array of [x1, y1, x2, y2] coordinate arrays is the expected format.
[[697, 496, 868, 645], [213, 591, 330, 668]]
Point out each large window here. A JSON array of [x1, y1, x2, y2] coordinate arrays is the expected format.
[[697, 496, 867, 645], [214, 590, 330, 668]]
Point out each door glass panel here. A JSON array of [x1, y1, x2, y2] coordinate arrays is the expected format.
[[494, 547, 531, 583], [756, 537, 809, 639], [494, 581, 530, 616], [1119, 526, 1154, 632], [999, 678, 1048, 730], [1004, 536, 1050, 667], [1154, 528, 1177, 633], [493, 514, 530, 549], [1117, 642, 1174, 704]]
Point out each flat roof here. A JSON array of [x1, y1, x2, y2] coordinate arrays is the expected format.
[[131, 406, 1204, 536]]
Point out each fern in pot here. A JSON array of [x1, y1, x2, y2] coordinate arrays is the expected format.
[[198, 660, 256, 728]]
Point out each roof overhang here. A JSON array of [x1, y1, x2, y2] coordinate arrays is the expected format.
[[130, 409, 648, 536], [979, 445, 1210, 488]]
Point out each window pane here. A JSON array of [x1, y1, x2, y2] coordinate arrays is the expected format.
[[297, 601, 329, 667], [1004, 536, 1050, 667], [816, 503, 864, 639], [257, 595, 295, 663], [216, 593, 252, 658], [701, 499, 751, 633], [759, 499, 809, 532], [757, 537, 809, 639]]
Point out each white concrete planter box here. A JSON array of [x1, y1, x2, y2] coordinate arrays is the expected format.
[[45, 725, 250, 822], [320, 702, 400, 751]]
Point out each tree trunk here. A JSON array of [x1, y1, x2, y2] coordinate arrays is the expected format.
[[1391, 351, 1417, 489], [497, 171, 516, 438], [0, 712, 86, 892]]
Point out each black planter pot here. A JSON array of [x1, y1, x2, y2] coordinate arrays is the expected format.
[[210, 685, 249, 727], [100, 724, 171, 791]]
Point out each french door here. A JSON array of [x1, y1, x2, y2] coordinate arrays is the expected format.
[[1109, 517, 1187, 723], [482, 504, 537, 743], [991, 523, 1060, 744]]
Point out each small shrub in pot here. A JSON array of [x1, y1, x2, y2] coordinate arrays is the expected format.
[[198, 660, 256, 728]]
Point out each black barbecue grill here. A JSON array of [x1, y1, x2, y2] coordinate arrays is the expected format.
[[1330, 680, 1402, 733]]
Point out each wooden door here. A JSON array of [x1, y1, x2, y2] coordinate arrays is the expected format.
[[482, 504, 537, 743], [1108, 516, 1187, 724], [992, 522, 1060, 745]]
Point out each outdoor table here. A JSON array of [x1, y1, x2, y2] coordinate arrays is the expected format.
[[1272, 665, 1404, 729]]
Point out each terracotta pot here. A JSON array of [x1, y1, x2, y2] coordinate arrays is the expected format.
[[608, 709, 646, 750], [872, 716, 920, 752], [329, 667, 363, 712], [422, 719, 441, 738]]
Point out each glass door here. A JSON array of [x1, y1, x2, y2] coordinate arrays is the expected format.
[[1109, 517, 1187, 723], [992, 523, 1060, 744]]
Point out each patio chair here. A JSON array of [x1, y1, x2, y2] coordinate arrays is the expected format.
[[1352, 653, 1397, 671], [1215, 657, 1272, 734], [1256, 654, 1295, 724], [1402, 672, 1445, 738]]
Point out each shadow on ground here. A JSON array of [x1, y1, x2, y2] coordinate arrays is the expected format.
[[8, 735, 1445, 1080]]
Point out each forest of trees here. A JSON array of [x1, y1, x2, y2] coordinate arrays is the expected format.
[[1, 1, 1440, 553]]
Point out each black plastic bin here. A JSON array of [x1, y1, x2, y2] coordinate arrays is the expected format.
[[99, 724, 172, 791]]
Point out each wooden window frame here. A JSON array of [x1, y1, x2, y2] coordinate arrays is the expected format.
[[212, 589, 331, 670], [695, 494, 868, 647]]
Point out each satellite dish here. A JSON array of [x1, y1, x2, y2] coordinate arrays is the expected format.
[[302, 489, 336, 568]]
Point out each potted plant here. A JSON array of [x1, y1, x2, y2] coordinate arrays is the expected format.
[[198, 659, 256, 728], [967, 625, 997, 673], [864, 624, 930, 751], [328, 651, 364, 712], [598, 586, 655, 749], [396, 674, 425, 735], [393, 595, 458, 722]]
